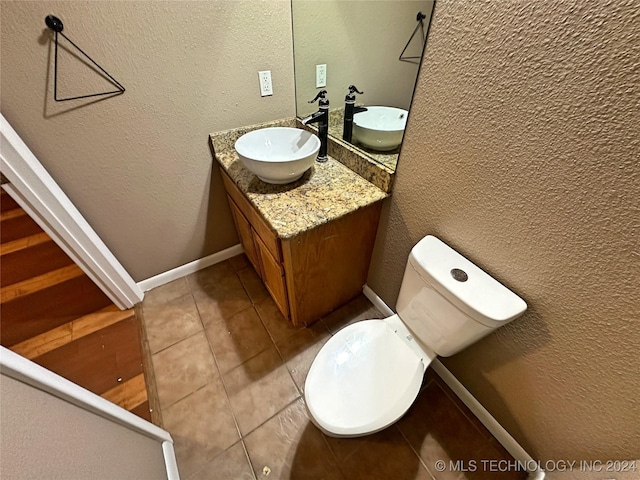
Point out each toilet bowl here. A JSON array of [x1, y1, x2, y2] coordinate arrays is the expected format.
[[304, 235, 527, 438]]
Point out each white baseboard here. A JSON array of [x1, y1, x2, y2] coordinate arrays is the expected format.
[[137, 244, 243, 293], [362, 284, 544, 480]]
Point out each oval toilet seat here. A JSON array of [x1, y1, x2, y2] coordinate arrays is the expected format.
[[304, 319, 429, 437]]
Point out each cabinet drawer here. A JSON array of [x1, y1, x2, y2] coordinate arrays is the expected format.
[[227, 199, 261, 275], [221, 170, 282, 262], [255, 234, 289, 319]]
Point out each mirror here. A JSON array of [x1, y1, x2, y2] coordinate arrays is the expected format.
[[292, 0, 435, 173]]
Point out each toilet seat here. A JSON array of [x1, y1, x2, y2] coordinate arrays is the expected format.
[[304, 319, 429, 437]]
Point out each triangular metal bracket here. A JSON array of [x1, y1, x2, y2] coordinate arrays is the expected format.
[[399, 11, 429, 64], [45, 15, 125, 102]]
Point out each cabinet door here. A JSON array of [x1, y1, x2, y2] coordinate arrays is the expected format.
[[228, 199, 261, 275], [254, 234, 289, 319]]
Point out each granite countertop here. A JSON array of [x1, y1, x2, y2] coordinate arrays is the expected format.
[[211, 119, 388, 239]]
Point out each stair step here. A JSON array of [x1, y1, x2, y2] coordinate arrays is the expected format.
[[0, 232, 51, 256], [1, 239, 72, 287], [1, 209, 42, 243], [10, 305, 133, 360], [101, 373, 148, 412], [1, 275, 113, 346], [1, 264, 84, 304], [1, 190, 20, 212], [0, 207, 26, 221], [33, 315, 143, 398]]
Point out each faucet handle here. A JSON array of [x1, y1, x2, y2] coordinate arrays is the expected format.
[[308, 90, 328, 104], [345, 85, 364, 102]]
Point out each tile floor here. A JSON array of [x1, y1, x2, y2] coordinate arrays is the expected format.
[[141, 254, 526, 480]]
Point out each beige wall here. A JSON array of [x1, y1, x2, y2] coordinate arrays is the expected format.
[[0, 0, 295, 281], [293, 0, 432, 118], [1, 373, 168, 479], [368, 0, 639, 460]]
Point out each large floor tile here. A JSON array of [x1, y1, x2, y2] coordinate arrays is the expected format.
[[229, 254, 251, 273], [163, 379, 240, 479], [278, 324, 331, 394], [244, 398, 344, 480], [143, 277, 190, 307], [188, 261, 237, 288], [237, 267, 270, 304], [321, 294, 385, 334], [188, 441, 255, 480], [224, 346, 300, 436], [190, 272, 253, 326], [152, 332, 219, 409], [326, 425, 432, 480], [143, 293, 203, 354], [255, 296, 303, 345], [397, 381, 525, 480], [205, 307, 272, 374]]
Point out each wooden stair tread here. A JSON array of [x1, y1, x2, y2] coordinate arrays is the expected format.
[[0, 232, 51, 256], [10, 305, 134, 360], [1, 264, 84, 303], [0, 275, 113, 346], [0, 207, 27, 221], [1, 239, 72, 287], [0, 210, 42, 243], [101, 373, 148, 412], [0, 189, 20, 213], [33, 315, 144, 397]]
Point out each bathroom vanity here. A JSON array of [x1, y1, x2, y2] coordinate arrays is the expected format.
[[211, 119, 387, 326]]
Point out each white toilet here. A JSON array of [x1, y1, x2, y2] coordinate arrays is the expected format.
[[304, 235, 527, 438]]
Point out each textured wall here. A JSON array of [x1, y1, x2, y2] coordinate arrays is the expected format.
[[1, 373, 167, 479], [0, 0, 295, 281], [293, 0, 432, 118], [368, 0, 639, 460]]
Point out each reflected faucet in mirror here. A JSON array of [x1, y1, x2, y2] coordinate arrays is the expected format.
[[343, 85, 367, 143], [301, 90, 330, 163], [291, 0, 436, 174]]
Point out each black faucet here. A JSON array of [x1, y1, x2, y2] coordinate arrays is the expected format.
[[343, 85, 367, 143], [301, 90, 329, 163]]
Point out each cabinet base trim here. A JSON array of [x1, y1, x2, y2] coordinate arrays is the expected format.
[[137, 244, 243, 293]]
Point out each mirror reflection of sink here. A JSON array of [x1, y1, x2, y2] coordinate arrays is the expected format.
[[353, 106, 409, 151], [234, 127, 320, 184]]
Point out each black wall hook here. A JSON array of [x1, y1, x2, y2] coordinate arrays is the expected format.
[[45, 14, 125, 101], [45, 15, 64, 32]]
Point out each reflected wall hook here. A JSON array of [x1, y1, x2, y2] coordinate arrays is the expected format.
[[399, 11, 429, 63], [45, 15, 125, 101]]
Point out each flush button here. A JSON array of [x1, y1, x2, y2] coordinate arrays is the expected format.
[[450, 268, 468, 282]]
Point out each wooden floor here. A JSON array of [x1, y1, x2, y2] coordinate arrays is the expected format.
[[0, 190, 152, 421]]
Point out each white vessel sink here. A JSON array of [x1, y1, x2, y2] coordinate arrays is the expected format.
[[353, 106, 408, 151], [234, 127, 320, 184]]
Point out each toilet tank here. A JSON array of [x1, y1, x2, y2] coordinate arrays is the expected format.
[[397, 236, 527, 357]]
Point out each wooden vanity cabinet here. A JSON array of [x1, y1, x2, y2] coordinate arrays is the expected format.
[[221, 170, 382, 327]]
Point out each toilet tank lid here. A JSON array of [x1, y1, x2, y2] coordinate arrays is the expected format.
[[409, 236, 527, 327]]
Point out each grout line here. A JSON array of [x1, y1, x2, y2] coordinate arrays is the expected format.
[[395, 423, 438, 480], [239, 440, 259, 480], [149, 328, 204, 357], [188, 270, 245, 443]]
